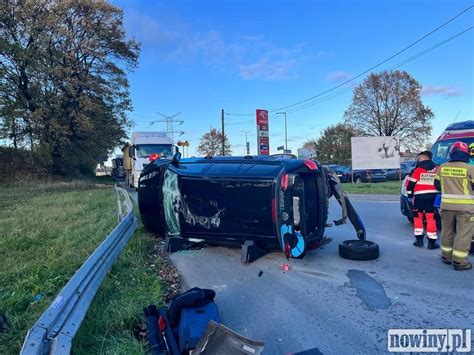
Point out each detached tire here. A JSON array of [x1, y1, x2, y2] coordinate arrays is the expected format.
[[339, 240, 379, 261]]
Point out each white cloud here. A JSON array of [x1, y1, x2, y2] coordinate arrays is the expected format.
[[327, 71, 352, 82], [124, 12, 306, 81], [421, 85, 462, 97], [239, 59, 297, 81]]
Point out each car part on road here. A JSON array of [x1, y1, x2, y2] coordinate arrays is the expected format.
[[20, 186, 137, 355], [338, 240, 380, 260], [193, 321, 264, 355], [149, 288, 224, 355], [143, 305, 166, 355]]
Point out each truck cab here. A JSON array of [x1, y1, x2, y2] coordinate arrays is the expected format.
[[125, 132, 174, 189]]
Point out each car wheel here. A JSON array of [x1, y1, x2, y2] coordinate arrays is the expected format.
[[338, 240, 379, 260], [355, 177, 362, 184], [407, 216, 413, 224]]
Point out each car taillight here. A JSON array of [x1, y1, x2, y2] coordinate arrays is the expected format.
[[272, 198, 277, 223], [304, 159, 317, 171], [148, 153, 160, 162], [281, 173, 289, 191]]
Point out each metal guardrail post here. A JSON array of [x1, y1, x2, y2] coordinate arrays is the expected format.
[[21, 186, 137, 355]]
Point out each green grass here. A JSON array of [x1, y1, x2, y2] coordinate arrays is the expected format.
[[341, 180, 402, 195], [0, 182, 163, 354]]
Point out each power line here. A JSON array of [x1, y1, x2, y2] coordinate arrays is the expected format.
[[224, 5, 473, 116], [150, 112, 184, 145], [283, 26, 472, 115]]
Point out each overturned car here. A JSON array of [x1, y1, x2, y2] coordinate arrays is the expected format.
[[138, 153, 378, 261]]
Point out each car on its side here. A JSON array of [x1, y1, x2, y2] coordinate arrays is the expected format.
[[351, 169, 386, 183], [138, 154, 378, 261]]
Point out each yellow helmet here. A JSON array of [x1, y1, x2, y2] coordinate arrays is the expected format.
[[470, 142, 474, 157]]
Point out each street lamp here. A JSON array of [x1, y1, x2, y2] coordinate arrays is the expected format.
[[276, 112, 288, 152], [241, 130, 251, 155]]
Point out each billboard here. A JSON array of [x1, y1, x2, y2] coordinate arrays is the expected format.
[[256, 109, 269, 155], [297, 147, 317, 159], [351, 136, 400, 169]]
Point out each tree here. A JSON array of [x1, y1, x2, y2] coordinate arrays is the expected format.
[[0, 0, 140, 175], [311, 123, 361, 165], [344, 70, 433, 151], [197, 128, 232, 156]]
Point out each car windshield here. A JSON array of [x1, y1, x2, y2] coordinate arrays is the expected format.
[[135, 144, 173, 158], [431, 138, 474, 165]]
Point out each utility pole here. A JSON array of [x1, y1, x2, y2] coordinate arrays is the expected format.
[[221, 109, 225, 156], [241, 130, 250, 155], [276, 112, 288, 152]]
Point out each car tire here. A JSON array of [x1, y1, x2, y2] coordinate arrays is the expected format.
[[407, 216, 413, 224], [338, 240, 379, 261], [355, 177, 362, 184]]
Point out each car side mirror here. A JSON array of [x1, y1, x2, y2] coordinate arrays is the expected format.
[[172, 151, 181, 164]]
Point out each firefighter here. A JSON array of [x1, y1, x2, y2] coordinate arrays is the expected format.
[[406, 151, 439, 249], [434, 141, 474, 270]]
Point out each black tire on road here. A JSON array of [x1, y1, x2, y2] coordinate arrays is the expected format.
[[338, 240, 379, 261]]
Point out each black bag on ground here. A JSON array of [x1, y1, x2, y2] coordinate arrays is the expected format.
[[167, 287, 215, 328]]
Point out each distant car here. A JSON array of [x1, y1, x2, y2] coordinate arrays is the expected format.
[[351, 169, 386, 183], [385, 161, 415, 181], [138, 154, 378, 261], [328, 164, 350, 182]]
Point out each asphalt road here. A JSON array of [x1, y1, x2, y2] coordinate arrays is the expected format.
[[165, 197, 474, 354]]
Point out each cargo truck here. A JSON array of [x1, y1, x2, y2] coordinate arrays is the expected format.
[[123, 132, 174, 189]]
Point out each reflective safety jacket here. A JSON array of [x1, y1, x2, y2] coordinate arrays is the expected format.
[[406, 160, 438, 197], [434, 161, 474, 212]]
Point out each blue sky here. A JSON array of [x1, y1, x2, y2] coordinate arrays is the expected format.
[[113, 0, 473, 156]]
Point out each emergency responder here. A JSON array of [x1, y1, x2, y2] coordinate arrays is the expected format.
[[406, 151, 439, 249], [434, 141, 474, 271]]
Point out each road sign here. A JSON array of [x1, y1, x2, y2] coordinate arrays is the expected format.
[[256, 109, 269, 155], [297, 148, 317, 159], [277, 145, 284, 151], [351, 136, 400, 169]]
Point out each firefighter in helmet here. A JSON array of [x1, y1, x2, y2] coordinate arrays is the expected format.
[[434, 141, 474, 270]]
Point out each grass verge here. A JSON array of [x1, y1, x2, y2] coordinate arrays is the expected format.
[[0, 182, 163, 354], [341, 180, 402, 195]]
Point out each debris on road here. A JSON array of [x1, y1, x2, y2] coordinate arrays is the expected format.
[[151, 239, 181, 302]]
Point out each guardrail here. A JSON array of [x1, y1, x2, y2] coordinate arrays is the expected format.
[[21, 186, 137, 355]]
